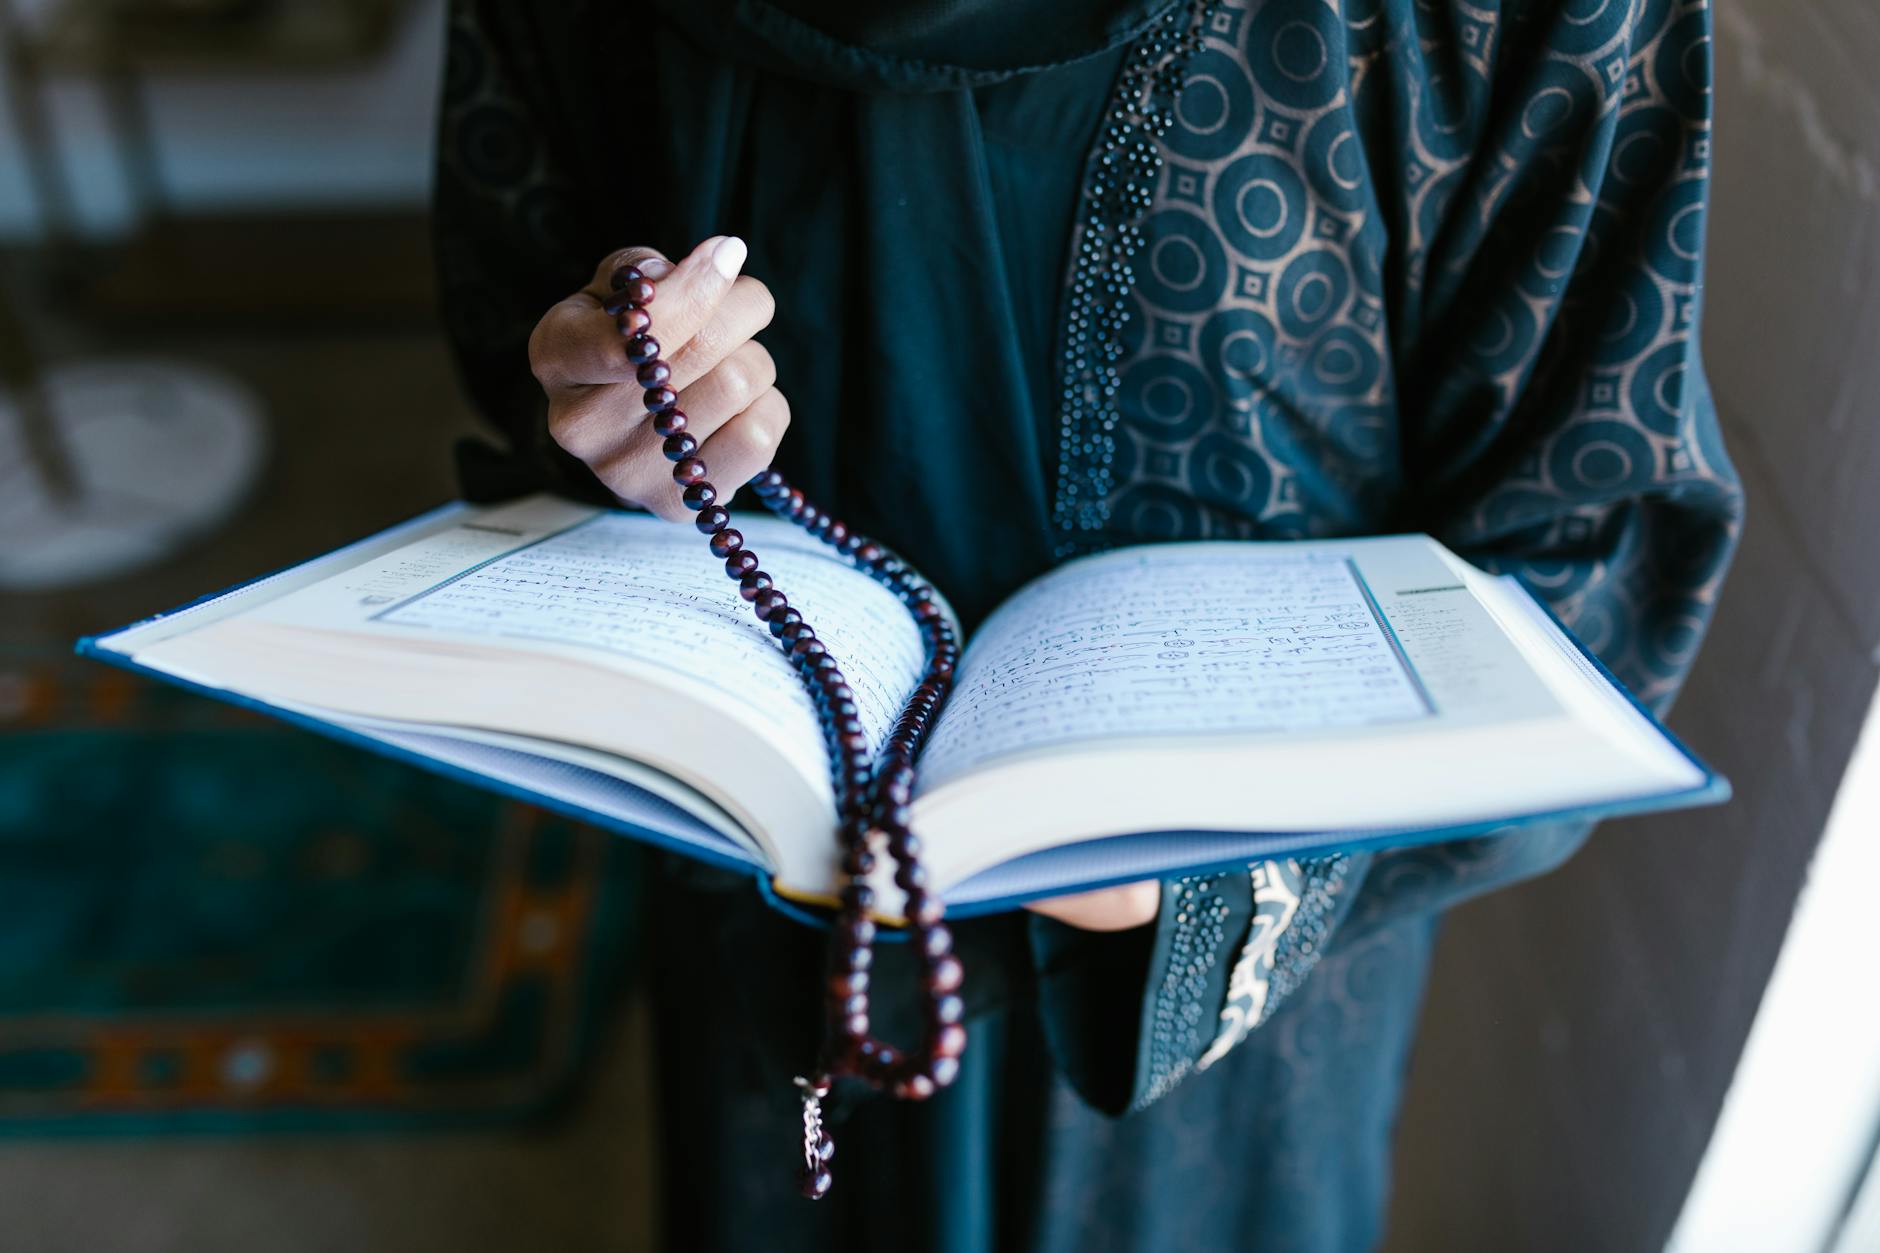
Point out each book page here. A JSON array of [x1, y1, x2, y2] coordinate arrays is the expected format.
[[915, 537, 1557, 793], [232, 498, 929, 779]]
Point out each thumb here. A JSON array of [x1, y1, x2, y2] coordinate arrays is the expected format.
[[586, 244, 672, 292], [585, 235, 748, 352], [626, 235, 748, 352]]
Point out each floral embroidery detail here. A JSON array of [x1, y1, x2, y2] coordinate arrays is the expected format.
[[1198, 858, 1301, 1069]]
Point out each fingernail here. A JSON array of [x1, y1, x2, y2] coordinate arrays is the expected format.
[[712, 235, 747, 280], [639, 257, 674, 279]]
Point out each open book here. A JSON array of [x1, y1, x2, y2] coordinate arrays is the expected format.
[[80, 495, 1726, 921]]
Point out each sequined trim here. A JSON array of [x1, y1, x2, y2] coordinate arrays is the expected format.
[[1134, 874, 1232, 1111], [1052, 0, 1219, 556]]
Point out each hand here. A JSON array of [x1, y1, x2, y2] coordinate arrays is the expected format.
[[1024, 880, 1159, 931], [529, 236, 786, 520]]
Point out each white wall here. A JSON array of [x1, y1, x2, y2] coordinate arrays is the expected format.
[[0, 0, 443, 239]]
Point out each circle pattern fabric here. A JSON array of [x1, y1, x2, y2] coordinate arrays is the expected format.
[[1096, 0, 1742, 708]]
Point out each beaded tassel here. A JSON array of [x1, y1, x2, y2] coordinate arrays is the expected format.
[[602, 265, 966, 1200]]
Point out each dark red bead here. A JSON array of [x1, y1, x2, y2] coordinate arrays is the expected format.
[[750, 469, 785, 494], [892, 1074, 936, 1101], [615, 306, 652, 337], [694, 505, 728, 534], [780, 621, 815, 647], [842, 884, 876, 912], [768, 607, 803, 638], [894, 863, 928, 892], [620, 276, 655, 305], [709, 528, 743, 557], [831, 970, 869, 998], [800, 1167, 832, 1200], [654, 408, 687, 437], [925, 954, 963, 993], [921, 924, 952, 959], [739, 571, 772, 600], [860, 1042, 897, 1076], [841, 916, 877, 947], [840, 1011, 870, 1040], [825, 521, 849, 546], [681, 482, 717, 510], [600, 285, 637, 314], [843, 944, 873, 972], [932, 1022, 967, 1058], [855, 542, 883, 565], [926, 1056, 961, 1088], [931, 993, 964, 1025], [753, 589, 787, 620], [906, 892, 944, 927], [724, 550, 759, 578], [817, 1132, 836, 1164], [673, 458, 707, 485], [609, 264, 642, 291], [626, 334, 660, 365], [644, 385, 678, 412], [637, 359, 672, 388], [662, 433, 697, 462], [841, 847, 876, 876]]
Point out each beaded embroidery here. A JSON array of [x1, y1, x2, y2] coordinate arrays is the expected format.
[[1254, 854, 1353, 1030], [1134, 874, 1232, 1111], [1052, 0, 1220, 556]]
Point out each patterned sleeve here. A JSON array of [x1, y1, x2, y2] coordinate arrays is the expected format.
[[1039, 0, 1742, 1111], [1343, 0, 1744, 934], [432, 0, 622, 502]]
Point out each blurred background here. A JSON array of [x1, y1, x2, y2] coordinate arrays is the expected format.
[[0, 1, 1874, 1250]]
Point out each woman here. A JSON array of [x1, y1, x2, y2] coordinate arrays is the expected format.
[[432, 1, 1742, 1248]]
